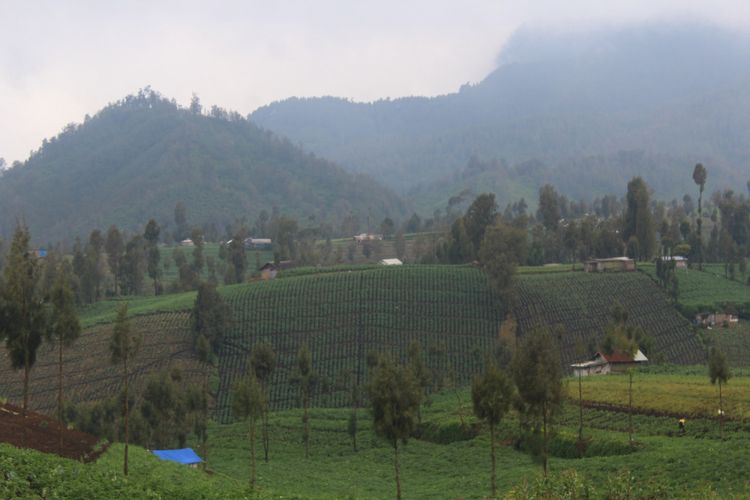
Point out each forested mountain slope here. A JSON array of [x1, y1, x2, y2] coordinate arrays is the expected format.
[[252, 23, 750, 207], [0, 89, 407, 242]]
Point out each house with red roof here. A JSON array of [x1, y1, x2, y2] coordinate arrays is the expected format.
[[571, 349, 648, 377]]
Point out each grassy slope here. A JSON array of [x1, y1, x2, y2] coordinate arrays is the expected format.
[[207, 377, 750, 498]]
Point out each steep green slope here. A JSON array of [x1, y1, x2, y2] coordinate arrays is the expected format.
[[252, 24, 750, 205], [0, 89, 407, 242], [514, 271, 706, 366]]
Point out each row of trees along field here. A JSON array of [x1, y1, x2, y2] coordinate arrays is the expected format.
[[0, 223, 237, 475], [11, 161, 748, 308], [426, 165, 749, 281], [45, 206, 420, 305], [225, 320, 734, 499], [223, 327, 560, 498]]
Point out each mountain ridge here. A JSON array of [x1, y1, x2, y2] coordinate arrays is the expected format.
[[251, 22, 750, 206], [0, 90, 407, 242]]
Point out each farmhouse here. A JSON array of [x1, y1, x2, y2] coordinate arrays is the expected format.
[[244, 237, 272, 250], [658, 255, 688, 269], [571, 349, 648, 376], [180, 238, 194, 247], [695, 312, 739, 329], [353, 233, 383, 242], [379, 258, 403, 266], [152, 448, 203, 468], [259, 260, 294, 280], [584, 257, 636, 273]]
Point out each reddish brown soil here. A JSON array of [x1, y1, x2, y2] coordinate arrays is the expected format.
[[0, 402, 108, 462]]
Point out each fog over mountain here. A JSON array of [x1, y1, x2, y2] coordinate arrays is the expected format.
[[252, 23, 750, 210]]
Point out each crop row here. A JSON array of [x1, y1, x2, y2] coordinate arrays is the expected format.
[[514, 272, 705, 367], [0, 312, 205, 415], [214, 266, 503, 421]]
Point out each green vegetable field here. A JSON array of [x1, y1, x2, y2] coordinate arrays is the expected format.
[[215, 265, 504, 420], [514, 271, 705, 367], [639, 264, 750, 313], [0, 312, 204, 415]]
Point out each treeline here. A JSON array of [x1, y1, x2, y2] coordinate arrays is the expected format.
[[34, 200, 451, 305], [426, 164, 750, 281]]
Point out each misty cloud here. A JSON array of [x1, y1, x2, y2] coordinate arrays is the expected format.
[[1, 0, 748, 164]]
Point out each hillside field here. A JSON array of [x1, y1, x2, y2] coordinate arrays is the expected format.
[[215, 265, 504, 420], [0, 312, 204, 415], [639, 264, 750, 314], [2, 265, 712, 423], [566, 371, 750, 418], [514, 270, 706, 367]]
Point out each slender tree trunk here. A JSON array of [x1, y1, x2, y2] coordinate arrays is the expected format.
[[203, 369, 209, 470], [59, 337, 64, 455], [490, 422, 497, 499], [454, 389, 466, 428], [578, 371, 583, 443], [542, 403, 548, 477], [628, 370, 634, 447], [124, 355, 129, 476], [352, 413, 358, 452], [719, 380, 724, 440], [394, 439, 402, 500], [262, 382, 270, 462], [250, 418, 256, 488], [303, 394, 310, 459], [698, 187, 704, 271], [23, 357, 29, 447], [23, 350, 29, 416]]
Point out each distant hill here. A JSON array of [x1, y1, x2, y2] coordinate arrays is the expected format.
[[251, 23, 750, 209], [0, 89, 407, 242]]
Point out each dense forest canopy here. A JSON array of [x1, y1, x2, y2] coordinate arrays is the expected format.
[[0, 89, 406, 242], [251, 23, 750, 210]]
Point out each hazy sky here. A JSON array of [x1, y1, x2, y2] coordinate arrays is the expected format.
[[1, 0, 748, 164]]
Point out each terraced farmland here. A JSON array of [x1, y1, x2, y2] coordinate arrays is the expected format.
[[0, 312, 204, 415], [514, 271, 706, 367], [215, 265, 504, 421], [3, 265, 714, 422]]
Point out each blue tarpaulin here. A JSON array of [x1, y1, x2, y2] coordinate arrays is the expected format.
[[152, 448, 203, 465]]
